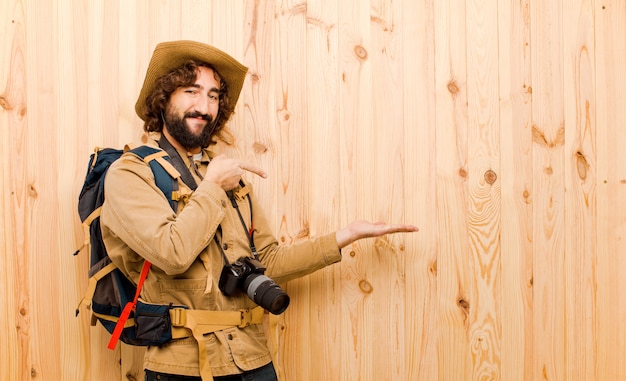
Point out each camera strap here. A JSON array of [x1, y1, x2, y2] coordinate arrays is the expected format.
[[158, 135, 200, 189], [226, 188, 257, 257]]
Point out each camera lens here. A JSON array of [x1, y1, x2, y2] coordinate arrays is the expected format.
[[244, 274, 290, 315]]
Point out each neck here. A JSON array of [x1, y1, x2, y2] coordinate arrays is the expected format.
[[162, 128, 201, 155]]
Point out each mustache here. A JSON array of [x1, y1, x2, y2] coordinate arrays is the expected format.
[[184, 111, 212, 122]]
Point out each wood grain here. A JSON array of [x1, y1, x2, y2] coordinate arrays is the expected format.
[[401, 1, 438, 380], [531, 0, 567, 380], [466, 0, 502, 378], [563, 1, 597, 380], [434, 0, 472, 380], [498, 0, 534, 380], [595, 1, 626, 379], [1, 0, 626, 380]]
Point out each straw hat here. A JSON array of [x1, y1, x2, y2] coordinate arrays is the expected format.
[[135, 40, 248, 120]]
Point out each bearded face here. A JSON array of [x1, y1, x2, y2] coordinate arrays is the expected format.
[[163, 108, 216, 150], [161, 66, 221, 150]]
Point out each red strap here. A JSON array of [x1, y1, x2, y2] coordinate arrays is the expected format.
[[107, 260, 152, 350]]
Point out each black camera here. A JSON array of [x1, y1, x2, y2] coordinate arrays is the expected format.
[[218, 256, 290, 315]]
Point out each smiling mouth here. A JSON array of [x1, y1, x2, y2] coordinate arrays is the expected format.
[[185, 117, 208, 130], [185, 112, 210, 121]]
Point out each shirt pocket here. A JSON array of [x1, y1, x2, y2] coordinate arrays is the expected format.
[[157, 278, 217, 310]]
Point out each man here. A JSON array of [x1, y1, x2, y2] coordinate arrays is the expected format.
[[100, 40, 418, 381]]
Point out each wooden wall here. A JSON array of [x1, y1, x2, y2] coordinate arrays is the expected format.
[[1, 0, 625, 380]]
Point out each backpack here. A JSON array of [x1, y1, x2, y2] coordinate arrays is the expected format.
[[75, 145, 183, 349]]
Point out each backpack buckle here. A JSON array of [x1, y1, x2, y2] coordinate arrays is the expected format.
[[170, 308, 186, 327], [238, 309, 252, 328]]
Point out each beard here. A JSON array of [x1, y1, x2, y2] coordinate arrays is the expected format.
[[163, 109, 215, 150]]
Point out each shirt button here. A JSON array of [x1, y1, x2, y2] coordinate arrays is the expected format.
[[228, 334, 233, 340], [221, 200, 227, 208], [223, 243, 229, 250]]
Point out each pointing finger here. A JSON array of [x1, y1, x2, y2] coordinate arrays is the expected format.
[[239, 162, 267, 179]]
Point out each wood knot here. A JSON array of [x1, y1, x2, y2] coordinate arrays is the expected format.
[[576, 151, 589, 180], [458, 298, 470, 311], [28, 184, 38, 199], [359, 280, 373, 294], [250, 72, 260, 82], [459, 168, 467, 178], [484, 170, 497, 185], [544, 166, 553, 175], [0, 95, 12, 110], [296, 226, 310, 239], [430, 260, 437, 276], [277, 108, 291, 123], [447, 80, 460, 94], [354, 45, 368, 60], [252, 142, 268, 154]]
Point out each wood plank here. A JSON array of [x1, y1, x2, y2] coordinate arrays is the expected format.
[[465, 0, 502, 378], [400, 0, 439, 380], [562, 1, 597, 380], [433, 0, 472, 379], [369, 0, 410, 379], [56, 0, 93, 379], [336, 0, 379, 379], [595, 1, 626, 379], [1, 1, 28, 380], [302, 0, 343, 380], [24, 0, 62, 378], [270, 1, 314, 380], [497, 0, 534, 380], [530, 0, 566, 379]]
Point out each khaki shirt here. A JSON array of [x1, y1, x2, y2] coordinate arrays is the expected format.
[[100, 135, 341, 377]]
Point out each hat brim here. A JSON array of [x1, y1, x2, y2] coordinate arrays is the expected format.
[[135, 40, 248, 120]]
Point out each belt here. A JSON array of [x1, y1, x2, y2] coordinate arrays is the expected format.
[[168, 306, 265, 381]]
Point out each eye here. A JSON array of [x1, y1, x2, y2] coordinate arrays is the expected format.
[[208, 92, 219, 104]]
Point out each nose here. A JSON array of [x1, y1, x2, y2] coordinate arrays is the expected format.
[[194, 94, 211, 115]]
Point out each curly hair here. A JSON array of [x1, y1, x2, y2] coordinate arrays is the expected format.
[[140, 60, 233, 142]]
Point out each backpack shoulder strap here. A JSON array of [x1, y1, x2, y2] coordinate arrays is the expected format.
[[127, 145, 181, 212], [158, 135, 199, 191]]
